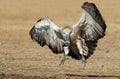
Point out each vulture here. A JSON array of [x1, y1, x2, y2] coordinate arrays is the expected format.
[[29, 2, 106, 65]]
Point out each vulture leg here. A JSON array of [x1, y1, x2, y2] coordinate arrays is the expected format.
[[76, 40, 86, 63], [59, 46, 69, 66]]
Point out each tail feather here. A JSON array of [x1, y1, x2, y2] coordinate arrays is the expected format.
[[84, 40, 98, 59], [68, 49, 80, 60]]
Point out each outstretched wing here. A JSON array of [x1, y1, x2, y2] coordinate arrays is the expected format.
[[29, 17, 65, 53], [72, 2, 107, 59]]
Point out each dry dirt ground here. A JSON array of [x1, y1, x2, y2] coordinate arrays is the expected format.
[[0, 0, 120, 79]]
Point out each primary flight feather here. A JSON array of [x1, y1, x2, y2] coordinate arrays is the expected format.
[[29, 2, 106, 65]]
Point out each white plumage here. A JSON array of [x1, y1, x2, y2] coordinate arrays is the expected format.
[[29, 2, 106, 65]]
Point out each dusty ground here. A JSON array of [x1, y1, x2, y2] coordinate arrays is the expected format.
[[0, 0, 120, 79]]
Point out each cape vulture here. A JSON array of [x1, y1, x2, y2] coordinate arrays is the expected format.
[[29, 2, 106, 65]]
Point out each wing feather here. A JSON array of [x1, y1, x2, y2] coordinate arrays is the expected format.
[[80, 10, 105, 41], [29, 17, 65, 53], [71, 2, 106, 59]]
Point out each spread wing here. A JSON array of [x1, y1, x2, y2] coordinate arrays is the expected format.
[[71, 2, 106, 59], [29, 17, 65, 53]]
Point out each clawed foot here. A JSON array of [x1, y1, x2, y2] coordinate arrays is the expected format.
[[59, 59, 65, 66], [81, 55, 86, 69]]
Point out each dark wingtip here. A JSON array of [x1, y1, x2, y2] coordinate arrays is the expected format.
[[37, 18, 42, 22], [83, 2, 89, 5], [29, 26, 35, 40]]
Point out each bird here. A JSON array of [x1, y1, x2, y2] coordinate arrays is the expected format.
[[29, 2, 106, 66]]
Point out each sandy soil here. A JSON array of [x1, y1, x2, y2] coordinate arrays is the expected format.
[[0, 0, 120, 79]]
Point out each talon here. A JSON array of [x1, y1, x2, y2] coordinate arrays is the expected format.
[[59, 59, 65, 66]]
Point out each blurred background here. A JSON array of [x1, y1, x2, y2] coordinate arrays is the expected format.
[[0, 0, 120, 79]]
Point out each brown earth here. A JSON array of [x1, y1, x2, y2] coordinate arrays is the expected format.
[[0, 0, 120, 79]]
